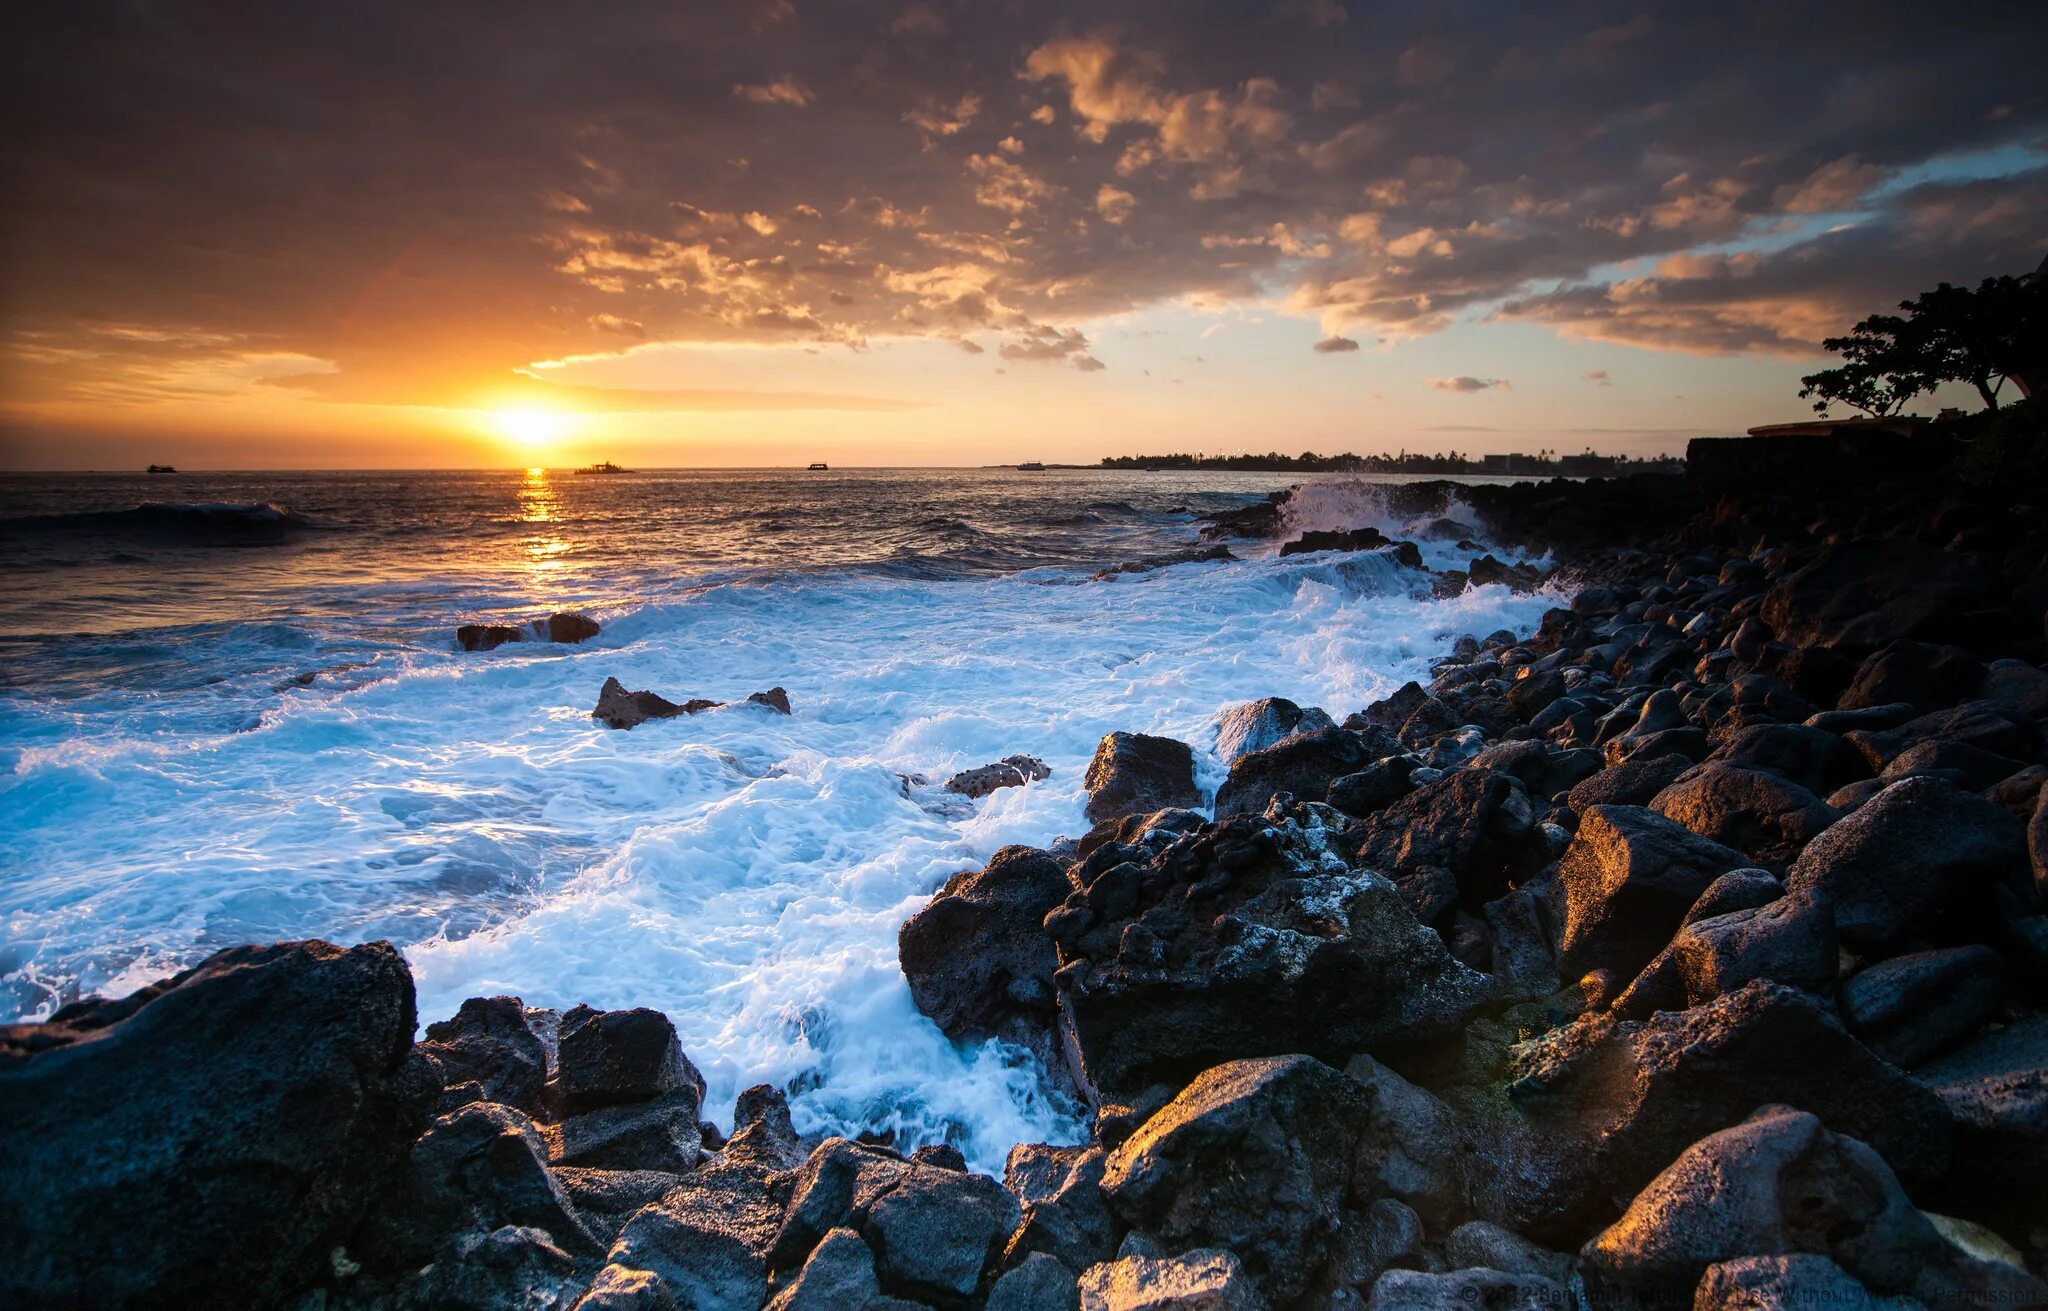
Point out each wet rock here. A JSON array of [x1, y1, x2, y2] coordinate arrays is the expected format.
[[458, 622, 527, 651], [947, 755, 1053, 798], [1076, 1249, 1265, 1311], [1366, 1268, 1569, 1311], [911, 1142, 967, 1170], [900, 846, 1068, 1042], [1102, 1055, 1365, 1305], [1084, 732, 1201, 823], [988, 1252, 1081, 1311], [0, 940, 435, 1309], [1650, 764, 1837, 867], [747, 687, 793, 714], [546, 611, 603, 644], [1582, 1105, 2037, 1310], [1566, 753, 1693, 814], [1214, 728, 1378, 821], [1072, 808, 1207, 863], [1785, 776, 2027, 952], [1283, 526, 1393, 556], [1350, 682, 1429, 733], [1052, 816, 1488, 1098], [1214, 697, 1338, 766], [1556, 804, 1743, 982], [593, 676, 711, 729], [1004, 1144, 1118, 1274], [1839, 945, 2004, 1068], [557, 1006, 702, 1115], [421, 994, 549, 1115]]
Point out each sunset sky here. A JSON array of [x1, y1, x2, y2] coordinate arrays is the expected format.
[[3, 1, 2043, 469]]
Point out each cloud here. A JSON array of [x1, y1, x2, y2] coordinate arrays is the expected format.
[[1430, 376, 1509, 391], [1585, 368, 1611, 384], [733, 78, 813, 107], [1312, 335, 1359, 353], [1096, 185, 1136, 224]]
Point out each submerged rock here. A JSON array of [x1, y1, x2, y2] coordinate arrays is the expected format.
[[592, 676, 712, 729], [946, 755, 1053, 799], [457, 622, 527, 651]]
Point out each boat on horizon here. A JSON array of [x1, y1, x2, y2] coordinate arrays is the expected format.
[[808, 462, 829, 470], [146, 464, 177, 473], [574, 460, 628, 475], [1016, 460, 1046, 472]]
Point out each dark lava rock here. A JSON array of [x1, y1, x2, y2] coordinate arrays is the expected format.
[[1369, 1268, 1570, 1310], [1845, 699, 2035, 775], [1785, 776, 2027, 952], [1556, 804, 1744, 982], [1352, 768, 1537, 916], [1214, 727, 1378, 821], [1508, 981, 1952, 1234], [1343, 1054, 1474, 1232], [1838, 639, 1984, 712], [581, 1152, 787, 1310], [1102, 1055, 1366, 1305], [1071, 807, 1207, 863], [1350, 681, 1430, 733], [421, 994, 548, 1115], [1003, 1144, 1117, 1274], [1760, 534, 1999, 654], [764, 1226, 880, 1310], [0, 940, 435, 1309], [545, 611, 603, 644], [1707, 723, 1853, 796], [1083, 731, 1201, 824], [726, 1083, 807, 1171], [1839, 945, 2005, 1068], [1691, 1255, 1898, 1311], [946, 755, 1052, 799], [592, 676, 714, 729], [900, 846, 1068, 1042], [747, 687, 793, 714], [1050, 814, 1488, 1099], [557, 1005, 701, 1115], [1582, 1105, 2038, 1311], [1326, 759, 1417, 818], [1566, 753, 1693, 814], [553, 1166, 692, 1241], [985, 1251, 1079, 1311], [1649, 763, 1837, 867], [458, 622, 527, 651], [1667, 890, 1837, 1004], [1214, 696, 1338, 765], [1916, 1017, 2048, 1230], [1282, 525, 1392, 556]]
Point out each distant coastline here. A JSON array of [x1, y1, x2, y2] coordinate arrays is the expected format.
[[1096, 448, 1688, 476]]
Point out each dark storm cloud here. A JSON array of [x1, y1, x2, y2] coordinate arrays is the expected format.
[[4, 0, 2045, 406]]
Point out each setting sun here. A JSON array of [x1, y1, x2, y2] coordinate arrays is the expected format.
[[489, 407, 572, 449]]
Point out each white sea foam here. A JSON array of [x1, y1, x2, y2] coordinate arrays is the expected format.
[[0, 486, 1560, 1171]]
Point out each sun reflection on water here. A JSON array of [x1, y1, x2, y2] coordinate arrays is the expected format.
[[517, 467, 569, 575]]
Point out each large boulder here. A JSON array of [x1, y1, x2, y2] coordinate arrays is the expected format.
[[1667, 891, 1838, 1005], [1582, 1105, 2040, 1310], [420, 994, 549, 1114], [1214, 697, 1337, 766], [1844, 700, 2036, 775], [1214, 728, 1379, 821], [1759, 535, 1999, 654], [1556, 805, 1744, 983], [1692, 1255, 1911, 1311], [1916, 1017, 2048, 1230], [545, 611, 603, 644], [0, 940, 435, 1309], [1004, 1144, 1118, 1274], [1076, 1249, 1265, 1311], [579, 1153, 787, 1311], [548, 1006, 707, 1173], [1566, 753, 1693, 814], [1839, 945, 2005, 1068], [1351, 768, 1537, 918], [1084, 732, 1202, 823], [1103, 1056, 1365, 1305], [1049, 815, 1488, 1099], [900, 846, 1069, 1042], [1785, 776, 2028, 952], [1650, 764, 1837, 868]]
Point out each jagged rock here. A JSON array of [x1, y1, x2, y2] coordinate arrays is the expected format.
[[0, 940, 435, 1309], [546, 611, 603, 644], [1351, 682, 1430, 733], [748, 687, 793, 714], [1343, 1055, 1473, 1232], [1214, 697, 1338, 766], [355, 1101, 600, 1278], [764, 1226, 880, 1311], [579, 1156, 785, 1311], [989, 1252, 1081, 1311], [947, 756, 1053, 798], [1103, 1055, 1365, 1305], [1367, 1268, 1570, 1310], [1004, 1145, 1118, 1274], [1327, 760, 1419, 818], [1073, 808, 1208, 863], [1352, 769, 1537, 917], [554, 1167, 692, 1241], [1665, 891, 1837, 1004], [1083, 732, 1201, 823], [421, 994, 548, 1114], [1650, 764, 1837, 867], [1566, 753, 1693, 814], [1214, 729, 1378, 820], [1785, 776, 2028, 952], [1506, 982, 1952, 1237], [458, 622, 527, 651], [1556, 804, 1744, 982], [900, 846, 1068, 1042], [557, 1005, 702, 1115], [1839, 945, 2004, 1068], [550, 1091, 706, 1173], [1050, 816, 1488, 1098], [1582, 1105, 2040, 1310], [593, 676, 711, 729], [1076, 1249, 1265, 1311], [726, 1084, 807, 1170]]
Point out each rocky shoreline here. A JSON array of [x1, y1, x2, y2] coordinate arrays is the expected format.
[[5, 450, 2046, 1311]]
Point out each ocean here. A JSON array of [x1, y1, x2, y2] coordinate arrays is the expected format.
[[0, 466, 1559, 1168]]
